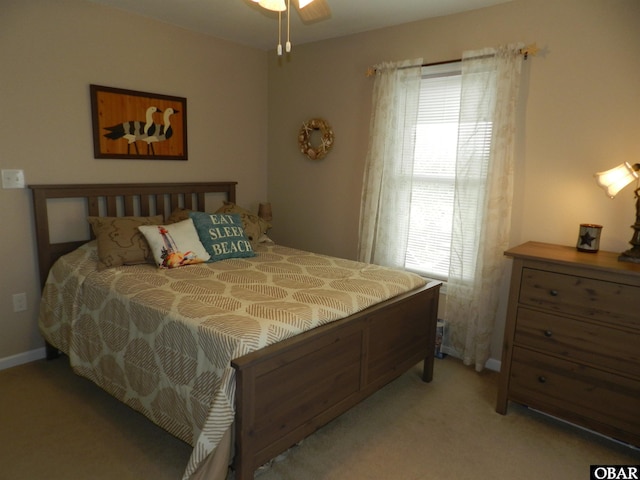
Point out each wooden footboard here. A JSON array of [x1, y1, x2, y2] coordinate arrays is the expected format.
[[231, 281, 440, 480]]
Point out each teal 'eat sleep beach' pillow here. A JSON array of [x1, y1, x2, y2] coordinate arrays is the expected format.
[[189, 211, 255, 262]]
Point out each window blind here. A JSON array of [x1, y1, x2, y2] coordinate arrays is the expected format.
[[403, 62, 492, 281], [405, 62, 494, 281]]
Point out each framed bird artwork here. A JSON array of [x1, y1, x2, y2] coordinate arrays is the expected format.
[[90, 84, 188, 160]]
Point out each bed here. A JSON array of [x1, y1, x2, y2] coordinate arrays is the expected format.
[[31, 182, 441, 480]]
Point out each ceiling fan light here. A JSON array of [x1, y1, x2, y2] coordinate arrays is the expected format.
[[258, 0, 286, 12], [298, 0, 315, 8]]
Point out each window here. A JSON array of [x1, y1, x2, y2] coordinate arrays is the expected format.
[[404, 62, 493, 281]]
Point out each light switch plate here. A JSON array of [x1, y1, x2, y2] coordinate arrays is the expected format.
[[1, 169, 25, 189]]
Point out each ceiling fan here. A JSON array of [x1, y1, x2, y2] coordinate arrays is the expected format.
[[250, 0, 331, 54]]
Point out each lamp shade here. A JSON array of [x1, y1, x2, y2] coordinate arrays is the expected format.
[[594, 162, 639, 198], [298, 0, 315, 8]]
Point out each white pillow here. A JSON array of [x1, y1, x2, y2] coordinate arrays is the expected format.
[[138, 218, 210, 268]]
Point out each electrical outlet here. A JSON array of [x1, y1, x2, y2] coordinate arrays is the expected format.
[[2, 169, 25, 189], [12, 293, 27, 312]]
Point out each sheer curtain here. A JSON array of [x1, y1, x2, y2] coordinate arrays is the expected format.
[[358, 58, 423, 267], [443, 44, 524, 371], [358, 45, 524, 372]]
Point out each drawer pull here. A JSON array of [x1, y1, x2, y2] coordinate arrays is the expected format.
[[538, 376, 547, 383], [544, 329, 553, 337], [549, 289, 558, 297]]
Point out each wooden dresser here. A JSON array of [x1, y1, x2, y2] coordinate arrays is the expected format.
[[496, 241, 640, 446]]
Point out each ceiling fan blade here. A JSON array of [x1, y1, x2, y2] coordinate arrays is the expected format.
[[294, 0, 331, 23]]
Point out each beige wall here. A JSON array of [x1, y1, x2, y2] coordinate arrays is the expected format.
[[266, 0, 640, 365], [0, 0, 268, 363]]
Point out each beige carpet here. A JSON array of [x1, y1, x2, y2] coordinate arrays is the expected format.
[[1, 356, 637, 480]]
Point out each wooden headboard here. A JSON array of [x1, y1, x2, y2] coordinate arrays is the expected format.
[[30, 182, 237, 289]]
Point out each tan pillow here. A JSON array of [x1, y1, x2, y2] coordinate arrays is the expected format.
[[214, 201, 271, 246], [167, 208, 190, 224], [88, 215, 163, 270]]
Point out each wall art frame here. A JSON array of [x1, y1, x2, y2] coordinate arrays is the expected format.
[[90, 84, 188, 160]]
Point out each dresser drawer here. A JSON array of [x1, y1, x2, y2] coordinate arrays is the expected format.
[[509, 347, 640, 443], [514, 307, 640, 378], [519, 268, 640, 330]]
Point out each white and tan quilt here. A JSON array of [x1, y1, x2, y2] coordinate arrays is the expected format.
[[38, 241, 427, 479]]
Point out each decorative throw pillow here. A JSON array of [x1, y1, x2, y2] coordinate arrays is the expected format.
[[189, 211, 255, 262], [214, 201, 271, 247], [88, 215, 163, 270], [137, 218, 211, 269], [167, 207, 190, 224]]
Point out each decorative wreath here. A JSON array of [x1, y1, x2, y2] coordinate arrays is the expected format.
[[298, 118, 334, 160]]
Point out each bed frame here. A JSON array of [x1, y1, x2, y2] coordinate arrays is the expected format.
[[30, 182, 441, 480]]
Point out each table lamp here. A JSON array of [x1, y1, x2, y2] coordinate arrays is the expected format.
[[594, 161, 640, 263]]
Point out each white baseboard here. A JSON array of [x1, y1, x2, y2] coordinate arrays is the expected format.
[[0, 347, 46, 371], [485, 358, 501, 372]]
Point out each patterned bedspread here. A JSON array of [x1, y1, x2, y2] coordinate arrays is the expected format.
[[38, 241, 427, 478]]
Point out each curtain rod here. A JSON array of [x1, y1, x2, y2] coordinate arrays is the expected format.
[[366, 43, 539, 77]]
